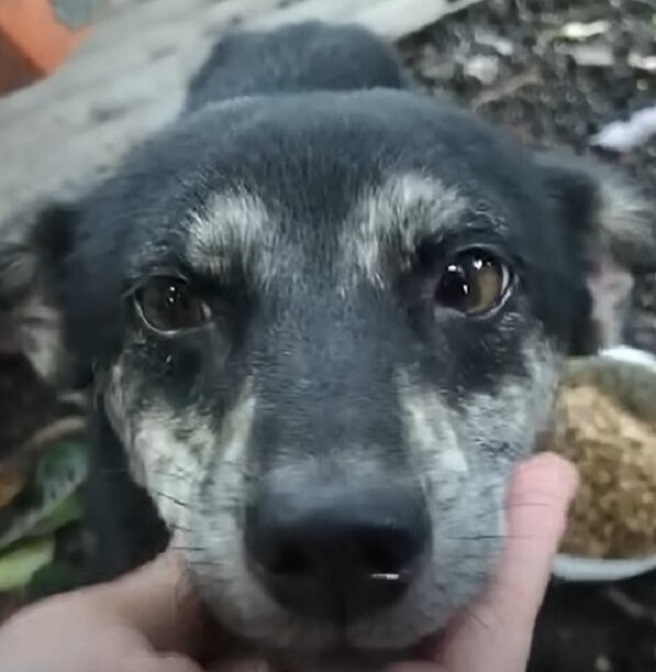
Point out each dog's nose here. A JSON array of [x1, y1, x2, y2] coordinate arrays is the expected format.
[[244, 478, 430, 621]]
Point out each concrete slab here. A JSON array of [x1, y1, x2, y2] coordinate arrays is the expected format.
[[0, 0, 482, 232]]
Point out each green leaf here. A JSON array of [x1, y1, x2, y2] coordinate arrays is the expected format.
[[0, 440, 88, 552], [27, 492, 84, 540], [0, 537, 55, 592]]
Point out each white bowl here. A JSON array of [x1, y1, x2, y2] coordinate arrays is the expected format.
[[551, 345, 656, 582], [552, 552, 656, 582]]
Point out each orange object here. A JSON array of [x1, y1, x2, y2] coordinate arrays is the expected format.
[[0, 0, 97, 95]]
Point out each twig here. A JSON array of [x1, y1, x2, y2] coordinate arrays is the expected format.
[[0, 415, 86, 477], [20, 417, 86, 457], [472, 67, 542, 110], [604, 586, 656, 625]]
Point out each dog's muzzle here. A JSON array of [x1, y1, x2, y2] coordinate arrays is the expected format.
[[244, 474, 431, 623]]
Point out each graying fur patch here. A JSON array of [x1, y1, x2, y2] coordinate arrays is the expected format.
[[396, 371, 467, 502], [594, 170, 656, 271], [185, 333, 561, 663], [12, 293, 69, 385], [587, 256, 634, 349], [586, 170, 656, 348], [340, 173, 468, 289], [186, 190, 278, 288], [341, 334, 560, 652], [103, 360, 236, 534], [458, 336, 560, 462]]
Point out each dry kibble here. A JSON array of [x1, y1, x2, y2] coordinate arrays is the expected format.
[[545, 382, 656, 559]]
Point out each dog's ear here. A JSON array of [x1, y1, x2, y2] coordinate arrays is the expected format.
[[536, 152, 655, 352], [0, 201, 80, 388]]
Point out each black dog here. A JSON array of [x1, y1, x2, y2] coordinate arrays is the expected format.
[[2, 20, 654, 672]]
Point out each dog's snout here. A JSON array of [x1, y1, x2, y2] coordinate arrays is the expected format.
[[244, 477, 430, 621]]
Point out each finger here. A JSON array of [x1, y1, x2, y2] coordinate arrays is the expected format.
[[123, 651, 205, 672], [98, 550, 218, 659], [437, 452, 578, 672], [210, 656, 274, 672], [477, 452, 578, 617], [386, 663, 446, 672], [482, 452, 578, 621]]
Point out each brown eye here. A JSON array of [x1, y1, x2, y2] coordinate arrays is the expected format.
[[434, 250, 511, 316], [134, 277, 211, 333]]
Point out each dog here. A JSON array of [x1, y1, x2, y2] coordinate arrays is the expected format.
[[1, 20, 655, 672]]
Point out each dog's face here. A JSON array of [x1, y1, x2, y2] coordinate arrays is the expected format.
[[10, 88, 654, 664]]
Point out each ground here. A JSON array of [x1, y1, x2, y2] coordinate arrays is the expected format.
[[1, 0, 656, 669]]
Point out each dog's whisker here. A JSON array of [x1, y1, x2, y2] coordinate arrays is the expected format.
[[171, 546, 209, 553], [153, 490, 193, 508]]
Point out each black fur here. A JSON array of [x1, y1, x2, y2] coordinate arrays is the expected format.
[[185, 21, 412, 113]]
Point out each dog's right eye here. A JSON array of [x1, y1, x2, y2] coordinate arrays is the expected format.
[[134, 277, 211, 333], [433, 248, 512, 317]]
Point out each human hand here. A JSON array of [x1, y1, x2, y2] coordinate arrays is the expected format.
[[390, 451, 579, 672], [0, 550, 213, 672]]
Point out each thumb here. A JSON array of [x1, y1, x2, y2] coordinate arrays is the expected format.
[[97, 550, 223, 662], [123, 652, 205, 672], [437, 451, 579, 672]]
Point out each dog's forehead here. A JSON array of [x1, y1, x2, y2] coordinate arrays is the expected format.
[[120, 90, 539, 282], [180, 174, 482, 287]]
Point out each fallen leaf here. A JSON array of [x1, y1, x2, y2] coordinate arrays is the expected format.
[[0, 462, 29, 510], [0, 415, 86, 514], [0, 537, 54, 592], [19, 417, 86, 459], [26, 492, 83, 540], [0, 440, 87, 552]]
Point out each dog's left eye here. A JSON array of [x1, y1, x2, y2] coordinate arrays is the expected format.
[[433, 249, 512, 316], [134, 277, 211, 333]]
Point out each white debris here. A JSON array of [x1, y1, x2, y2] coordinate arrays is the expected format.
[[556, 20, 611, 41], [488, 37, 515, 57], [474, 29, 515, 57], [464, 55, 500, 85], [590, 103, 656, 152], [563, 43, 615, 68], [628, 52, 656, 74]]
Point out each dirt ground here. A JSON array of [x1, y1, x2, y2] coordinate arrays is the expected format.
[[1, 0, 656, 669]]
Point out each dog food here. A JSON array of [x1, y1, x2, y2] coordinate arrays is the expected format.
[[548, 381, 656, 559]]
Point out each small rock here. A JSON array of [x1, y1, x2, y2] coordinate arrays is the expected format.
[[595, 654, 612, 672], [422, 62, 457, 82], [561, 43, 615, 68], [464, 55, 500, 85], [629, 52, 656, 74], [420, 45, 456, 81], [491, 38, 515, 57]]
